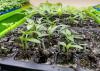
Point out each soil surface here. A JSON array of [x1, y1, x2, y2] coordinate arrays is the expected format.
[[0, 13, 100, 71]]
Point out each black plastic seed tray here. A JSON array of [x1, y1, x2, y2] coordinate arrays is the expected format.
[[0, 57, 74, 71]]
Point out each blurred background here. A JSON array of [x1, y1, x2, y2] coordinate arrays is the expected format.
[[29, 0, 100, 7]]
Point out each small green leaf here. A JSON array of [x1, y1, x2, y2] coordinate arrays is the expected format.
[[48, 26, 57, 34], [59, 42, 66, 52], [20, 37, 41, 44], [38, 34, 48, 37], [61, 28, 74, 42], [68, 44, 83, 49], [28, 38, 41, 44], [57, 8, 62, 16], [59, 42, 66, 47]]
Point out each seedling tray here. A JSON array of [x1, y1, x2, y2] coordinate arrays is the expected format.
[[85, 7, 100, 24], [0, 57, 74, 71], [0, 5, 32, 38], [0, 7, 20, 15], [0, 4, 30, 22], [94, 6, 100, 11]]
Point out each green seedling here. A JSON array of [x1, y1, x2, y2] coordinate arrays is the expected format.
[[0, 0, 28, 13], [59, 26, 83, 52], [57, 8, 63, 16], [26, 19, 47, 37], [47, 22, 67, 38], [59, 42, 83, 52], [33, 1, 62, 16], [19, 19, 47, 49], [60, 26, 74, 42]]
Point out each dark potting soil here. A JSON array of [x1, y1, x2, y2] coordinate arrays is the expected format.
[[0, 14, 100, 71]]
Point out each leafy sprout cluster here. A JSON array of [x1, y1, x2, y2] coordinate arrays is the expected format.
[[31, 2, 92, 26], [0, 0, 28, 12], [19, 19, 83, 52], [18, 2, 85, 52]]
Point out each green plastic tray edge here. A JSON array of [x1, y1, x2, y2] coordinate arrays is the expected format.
[[0, 12, 34, 38]]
